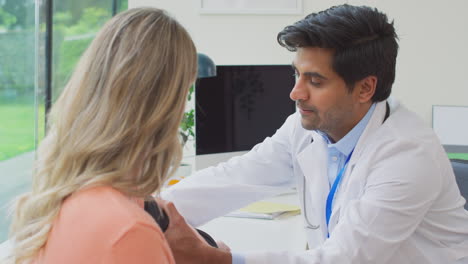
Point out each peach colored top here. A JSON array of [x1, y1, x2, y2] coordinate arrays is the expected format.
[[33, 186, 175, 264]]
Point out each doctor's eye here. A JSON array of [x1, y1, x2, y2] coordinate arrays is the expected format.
[[310, 77, 323, 87]]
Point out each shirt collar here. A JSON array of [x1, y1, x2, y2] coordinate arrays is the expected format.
[[318, 103, 376, 157]]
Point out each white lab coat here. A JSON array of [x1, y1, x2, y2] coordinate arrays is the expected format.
[[162, 100, 468, 264]]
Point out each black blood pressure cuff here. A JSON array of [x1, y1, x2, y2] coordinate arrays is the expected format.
[[144, 199, 218, 248]]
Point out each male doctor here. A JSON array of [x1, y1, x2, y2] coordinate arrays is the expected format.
[[160, 4, 468, 264]]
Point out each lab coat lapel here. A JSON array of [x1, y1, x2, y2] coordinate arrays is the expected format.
[[350, 101, 388, 165], [328, 101, 388, 232], [297, 132, 329, 241]]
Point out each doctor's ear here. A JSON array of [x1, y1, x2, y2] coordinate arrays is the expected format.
[[355, 76, 377, 103]]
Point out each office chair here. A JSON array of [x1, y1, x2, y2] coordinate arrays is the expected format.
[[451, 159, 468, 210]]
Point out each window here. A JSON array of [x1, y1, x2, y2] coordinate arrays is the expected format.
[[0, 0, 127, 243]]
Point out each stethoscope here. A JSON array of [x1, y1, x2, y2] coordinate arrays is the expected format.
[[303, 175, 321, 229], [302, 150, 354, 231]]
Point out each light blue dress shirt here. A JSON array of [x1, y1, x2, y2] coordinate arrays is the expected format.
[[232, 252, 246, 264], [319, 103, 376, 186], [231, 104, 376, 264]]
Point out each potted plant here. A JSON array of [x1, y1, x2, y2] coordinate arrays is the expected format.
[[179, 85, 195, 147], [168, 86, 195, 186], [169, 54, 215, 186]]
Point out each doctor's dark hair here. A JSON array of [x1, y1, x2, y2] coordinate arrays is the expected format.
[[277, 4, 398, 102]]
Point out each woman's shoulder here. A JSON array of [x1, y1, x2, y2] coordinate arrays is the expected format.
[[60, 186, 159, 236], [63, 186, 148, 221], [38, 186, 172, 263]]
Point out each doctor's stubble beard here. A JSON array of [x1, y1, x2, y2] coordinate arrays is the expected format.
[[296, 101, 345, 136]]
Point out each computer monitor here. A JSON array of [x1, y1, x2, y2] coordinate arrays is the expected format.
[[195, 65, 296, 155]]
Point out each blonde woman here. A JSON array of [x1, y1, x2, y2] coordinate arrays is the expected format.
[[7, 7, 197, 264]]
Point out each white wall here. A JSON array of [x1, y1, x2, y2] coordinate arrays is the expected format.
[[130, 0, 468, 124]]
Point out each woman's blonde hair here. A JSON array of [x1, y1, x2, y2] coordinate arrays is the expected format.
[[8, 7, 197, 263]]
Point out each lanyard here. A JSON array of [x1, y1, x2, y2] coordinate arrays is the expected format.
[[325, 148, 354, 237]]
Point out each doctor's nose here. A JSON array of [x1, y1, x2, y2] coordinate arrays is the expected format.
[[290, 80, 308, 101]]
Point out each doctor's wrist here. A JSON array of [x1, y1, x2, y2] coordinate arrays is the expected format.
[[203, 247, 232, 264]]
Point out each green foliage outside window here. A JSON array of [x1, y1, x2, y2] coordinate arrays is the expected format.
[[53, 7, 112, 97], [0, 8, 16, 30], [0, 1, 128, 161]]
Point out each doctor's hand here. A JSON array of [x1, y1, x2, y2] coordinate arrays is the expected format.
[[217, 241, 231, 252], [157, 199, 232, 264]]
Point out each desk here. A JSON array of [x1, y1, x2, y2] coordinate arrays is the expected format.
[[0, 239, 11, 260], [189, 152, 307, 251], [200, 192, 307, 252]]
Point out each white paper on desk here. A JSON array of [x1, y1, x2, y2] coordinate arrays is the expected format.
[[225, 201, 301, 220]]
